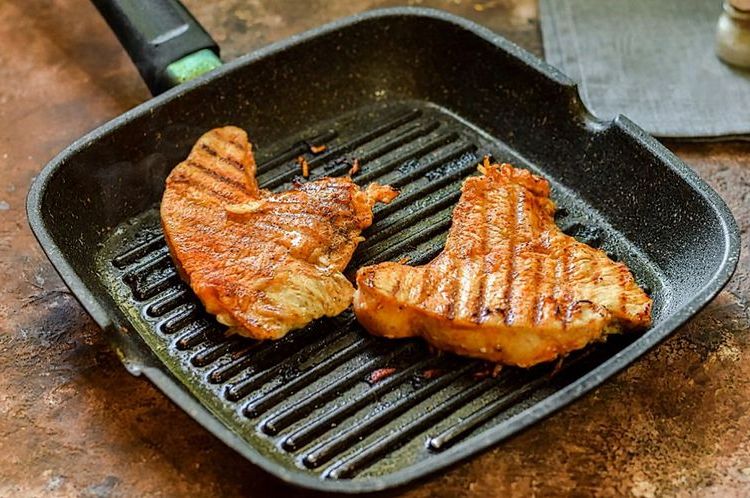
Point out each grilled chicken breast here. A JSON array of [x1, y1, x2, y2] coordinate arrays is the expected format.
[[161, 126, 397, 340], [354, 161, 652, 367]]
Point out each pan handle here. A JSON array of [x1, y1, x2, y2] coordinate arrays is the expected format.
[[91, 0, 221, 95]]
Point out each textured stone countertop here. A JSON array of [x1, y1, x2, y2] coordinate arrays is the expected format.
[[1, 1, 749, 497]]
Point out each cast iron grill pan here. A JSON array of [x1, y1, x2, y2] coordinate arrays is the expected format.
[[28, 8, 739, 494], [98, 102, 661, 482]]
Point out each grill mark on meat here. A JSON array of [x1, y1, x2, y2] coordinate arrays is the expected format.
[[226, 138, 246, 151], [266, 196, 352, 216], [199, 142, 246, 173], [169, 174, 238, 203], [257, 209, 348, 226], [270, 187, 355, 211], [449, 259, 461, 320], [261, 198, 308, 207], [561, 248, 572, 328], [502, 187, 519, 325], [525, 197, 544, 326], [417, 263, 433, 306], [551, 250, 564, 323], [472, 187, 489, 323], [516, 189, 533, 325], [243, 194, 354, 221], [213, 128, 246, 153], [289, 190, 357, 217], [185, 159, 250, 195], [444, 261, 456, 320], [298, 182, 355, 195], [530, 256, 543, 326]]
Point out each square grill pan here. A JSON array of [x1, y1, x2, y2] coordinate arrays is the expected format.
[[27, 8, 739, 493]]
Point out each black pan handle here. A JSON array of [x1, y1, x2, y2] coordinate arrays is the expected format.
[[91, 0, 221, 95]]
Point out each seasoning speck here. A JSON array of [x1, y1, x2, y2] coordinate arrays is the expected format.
[[421, 369, 443, 379], [297, 156, 310, 178], [0, 201, 9, 210], [367, 367, 397, 385], [348, 158, 361, 176], [472, 364, 494, 380], [491, 364, 503, 377], [551, 357, 565, 377]]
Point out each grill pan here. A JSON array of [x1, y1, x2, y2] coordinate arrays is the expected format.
[[26, 1, 740, 493]]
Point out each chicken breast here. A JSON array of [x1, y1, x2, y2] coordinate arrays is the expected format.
[[161, 126, 397, 340], [354, 160, 652, 367]]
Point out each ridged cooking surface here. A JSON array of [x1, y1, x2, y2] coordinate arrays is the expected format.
[[99, 102, 651, 481]]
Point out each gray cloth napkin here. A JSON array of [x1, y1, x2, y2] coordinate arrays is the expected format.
[[540, 0, 750, 139]]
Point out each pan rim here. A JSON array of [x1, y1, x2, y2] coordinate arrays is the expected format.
[[25, 6, 741, 494]]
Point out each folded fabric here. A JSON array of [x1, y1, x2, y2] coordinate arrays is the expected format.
[[541, 0, 750, 139]]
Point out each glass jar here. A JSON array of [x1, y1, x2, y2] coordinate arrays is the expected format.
[[716, 0, 750, 68]]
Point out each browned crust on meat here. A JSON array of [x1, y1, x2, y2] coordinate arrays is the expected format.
[[353, 162, 652, 367], [161, 126, 397, 340]]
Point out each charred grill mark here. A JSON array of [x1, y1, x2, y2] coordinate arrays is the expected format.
[[169, 175, 237, 203], [515, 189, 534, 324], [417, 263, 434, 307], [265, 212, 334, 238], [199, 142, 246, 173], [526, 197, 546, 326], [200, 142, 219, 157], [560, 248, 572, 328], [296, 182, 355, 198], [262, 197, 335, 209], [502, 187, 519, 325], [263, 195, 354, 219], [530, 256, 543, 326], [227, 138, 245, 150], [443, 259, 458, 320], [262, 209, 350, 226], [472, 187, 489, 324], [551, 250, 564, 323], [185, 160, 251, 196], [213, 129, 249, 156], [534, 285, 545, 325]]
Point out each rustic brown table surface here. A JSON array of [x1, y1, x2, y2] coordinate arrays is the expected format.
[[1, 1, 749, 497]]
